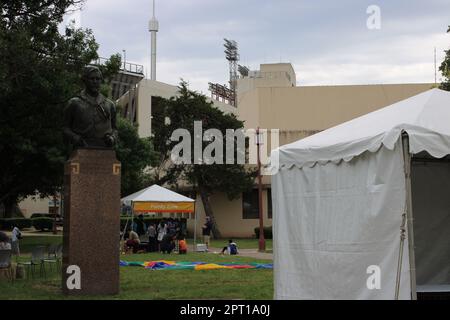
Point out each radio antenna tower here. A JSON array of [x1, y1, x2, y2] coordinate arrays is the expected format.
[[149, 0, 159, 80]]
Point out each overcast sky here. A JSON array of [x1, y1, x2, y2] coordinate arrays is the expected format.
[[63, 0, 450, 94]]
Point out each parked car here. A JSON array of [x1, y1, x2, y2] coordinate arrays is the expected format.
[[30, 213, 47, 219], [30, 213, 63, 226], [47, 213, 63, 226]]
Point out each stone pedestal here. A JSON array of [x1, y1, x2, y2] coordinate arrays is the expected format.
[[62, 148, 121, 295]]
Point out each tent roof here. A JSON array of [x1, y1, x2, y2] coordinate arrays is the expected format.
[[121, 185, 195, 204], [273, 88, 450, 169]]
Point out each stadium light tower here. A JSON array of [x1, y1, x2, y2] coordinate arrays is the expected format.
[[149, 0, 159, 80], [224, 39, 239, 103]]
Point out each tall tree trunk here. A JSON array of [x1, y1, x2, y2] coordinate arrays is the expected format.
[[199, 187, 222, 239], [3, 196, 17, 218]]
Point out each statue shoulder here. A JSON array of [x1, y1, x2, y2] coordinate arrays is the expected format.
[[67, 96, 84, 107], [103, 96, 117, 110]]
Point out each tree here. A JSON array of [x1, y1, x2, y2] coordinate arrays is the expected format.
[[98, 53, 122, 98], [0, 1, 120, 217], [439, 26, 450, 91], [115, 116, 159, 197], [152, 81, 257, 237]]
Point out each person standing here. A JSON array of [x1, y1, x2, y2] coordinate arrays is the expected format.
[[157, 220, 167, 251], [147, 223, 157, 252], [202, 216, 213, 250], [11, 225, 21, 256]]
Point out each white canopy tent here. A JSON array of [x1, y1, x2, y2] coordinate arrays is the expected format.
[[271, 88, 450, 299], [121, 185, 197, 244]]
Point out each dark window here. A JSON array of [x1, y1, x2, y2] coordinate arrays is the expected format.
[[242, 189, 260, 219], [267, 189, 272, 219]]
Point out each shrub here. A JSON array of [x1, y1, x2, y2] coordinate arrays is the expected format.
[[30, 213, 47, 220], [31, 217, 54, 231], [0, 218, 32, 230], [254, 226, 272, 239]]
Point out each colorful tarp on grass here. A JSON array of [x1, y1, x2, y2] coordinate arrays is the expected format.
[[120, 260, 273, 271]]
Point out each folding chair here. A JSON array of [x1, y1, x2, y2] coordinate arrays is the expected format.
[[18, 246, 46, 279], [0, 249, 14, 282], [43, 244, 61, 272]]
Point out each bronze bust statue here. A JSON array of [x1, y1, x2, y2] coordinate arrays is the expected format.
[[64, 66, 118, 149]]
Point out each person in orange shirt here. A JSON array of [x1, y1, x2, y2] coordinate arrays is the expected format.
[[178, 237, 187, 254]]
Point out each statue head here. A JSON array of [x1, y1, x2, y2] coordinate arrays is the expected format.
[[82, 66, 103, 96]]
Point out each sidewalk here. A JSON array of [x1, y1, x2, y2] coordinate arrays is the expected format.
[[206, 246, 273, 260], [3, 228, 63, 237]]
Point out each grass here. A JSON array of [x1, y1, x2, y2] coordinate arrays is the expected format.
[[0, 236, 273, 300], [15, 234, 272, 252], [18, 235, 62, 253], [207, 238, 272, 250]]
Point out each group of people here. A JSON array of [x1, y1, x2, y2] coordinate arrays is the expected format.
[[149, 219, 185, 254], [125, 218, 187, 254], [124, 216, 239, 256]]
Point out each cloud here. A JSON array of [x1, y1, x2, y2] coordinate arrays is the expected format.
[[60, 0, 450, 93]]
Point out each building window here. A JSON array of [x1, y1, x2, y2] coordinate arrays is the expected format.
[[267, 189, 272, 219], [242, 189, 259, 219]]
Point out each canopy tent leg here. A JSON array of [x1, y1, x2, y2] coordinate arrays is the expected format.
[[397, 133, 417, 300], [194, 203, 197, 250], [120, 202, 132, 253], [395, 210, 407, 299]]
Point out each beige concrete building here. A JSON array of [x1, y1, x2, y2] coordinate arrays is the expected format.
[[18, 63, 433, 239], [115, 63, 433, 238], [118, 79, 237, 138]]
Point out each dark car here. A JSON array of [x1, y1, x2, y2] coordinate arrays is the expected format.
[[47, 213, 63, 226], [30, 213, 63, 226], [30, 213, 47, 219]]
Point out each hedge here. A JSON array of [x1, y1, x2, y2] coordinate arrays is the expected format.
[[31, 217, 54, 231], [254, 226, 272, 239], [0, 218, 32, 230]]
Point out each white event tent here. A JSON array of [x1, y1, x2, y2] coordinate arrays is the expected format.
[[271, 88, 450, 299]]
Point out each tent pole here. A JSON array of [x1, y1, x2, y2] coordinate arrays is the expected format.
[[395, 211, 407, 299], [194, 202, 197, 250], [120, 201, 132, 253], [401, 133, 418, 300], [131, 203, 134, 234], [121, 217, 129, 253]]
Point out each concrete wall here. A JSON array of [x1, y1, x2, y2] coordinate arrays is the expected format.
[[237, 63, 296, 100], [18, 196, 51, 218], [187, 189, 272, 239], [118, 79, 237, 138], [255, 83, 434, 131]]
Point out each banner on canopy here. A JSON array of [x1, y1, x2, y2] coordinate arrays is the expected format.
[[133, 201, 195, 213]]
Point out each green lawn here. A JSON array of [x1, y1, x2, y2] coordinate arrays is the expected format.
[[1, 236, 273, 300], [18, 235, 62, 253], [16, 234, 272, 252], [207, 238, 272, 250]]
